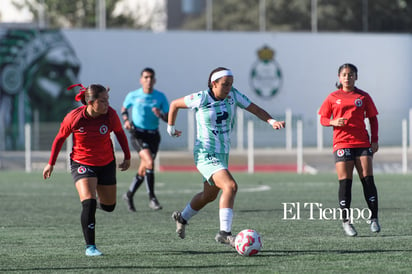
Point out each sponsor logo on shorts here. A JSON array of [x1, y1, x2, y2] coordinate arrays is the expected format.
[[337, 149, 345, 157], [77, 166, 87, 174], [206, 153, 219, 166]]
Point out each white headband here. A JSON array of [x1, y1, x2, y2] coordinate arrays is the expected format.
[[211, 70, 233, 82]]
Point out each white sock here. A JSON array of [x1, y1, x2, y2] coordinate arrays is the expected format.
[[181, 203, 198, 221], [219, 208, 233, 233]]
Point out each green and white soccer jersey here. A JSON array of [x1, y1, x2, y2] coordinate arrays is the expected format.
[[184, 87, 251, 154]]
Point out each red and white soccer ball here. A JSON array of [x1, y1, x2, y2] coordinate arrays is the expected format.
[[235, 229, 262, 256]]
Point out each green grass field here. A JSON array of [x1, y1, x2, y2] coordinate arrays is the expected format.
[[1, 171, 411, 273]]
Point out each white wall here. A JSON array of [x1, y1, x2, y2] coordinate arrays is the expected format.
[[64, 30, 412, 148]]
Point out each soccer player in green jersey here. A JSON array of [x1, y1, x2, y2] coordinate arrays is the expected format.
[[167, 67, 285, 247]]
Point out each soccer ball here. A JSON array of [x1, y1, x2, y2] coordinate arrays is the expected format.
[[234, 229, 262, 256]]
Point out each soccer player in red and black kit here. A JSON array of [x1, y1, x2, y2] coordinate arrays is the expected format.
[[43, 84, 131, 256], [319, 63, 380, 237]]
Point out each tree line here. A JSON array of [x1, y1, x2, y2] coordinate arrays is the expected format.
[[12, 0, 412, 32]]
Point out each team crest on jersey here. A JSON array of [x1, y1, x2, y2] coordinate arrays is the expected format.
[[336, 99, 342, 105], [336, 149, 345, 157], [99, 125, 108, 134], [77, 166, 87, 174], [250, 45, 282, 98], [354, 98, 363, 107]]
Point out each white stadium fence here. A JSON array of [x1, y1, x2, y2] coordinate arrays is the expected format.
[[1, 109, 411, 174]]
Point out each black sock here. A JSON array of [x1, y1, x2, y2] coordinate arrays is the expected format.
[[145, 169, 155, 200], [99, 203, 116, 212], [361, 176, 379, 219], [127, 175, 144, 197], [81, 199, 96, 246], [338, 179, 352, 222]]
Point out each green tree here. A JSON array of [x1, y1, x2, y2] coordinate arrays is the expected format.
[[180, 0, 412, 32], [315, 0, 412, 32], [12, 0, 134, 28], [367, 0, 412, 32], [12, 0, 412, 32], [265, 0, 311, 31], [181, 0, 261, 31]]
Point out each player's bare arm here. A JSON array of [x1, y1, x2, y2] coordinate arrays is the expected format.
[[245, 103, 285, 130], [167, 97, 187, 137]]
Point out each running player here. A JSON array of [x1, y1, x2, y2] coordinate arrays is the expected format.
[[121, 68, 169, 212], [167, 67, 285, 247], [318, 63, 380, 236], [43, 84, 131, 256]]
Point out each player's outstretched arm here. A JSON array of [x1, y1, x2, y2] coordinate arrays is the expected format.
[[245, 103, 285, 130]]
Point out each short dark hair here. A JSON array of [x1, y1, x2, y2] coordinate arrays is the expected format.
[[141, 67, 155, 76]]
